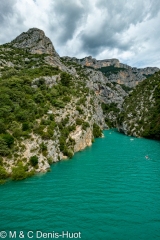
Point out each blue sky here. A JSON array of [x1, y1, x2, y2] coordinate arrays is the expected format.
[[0, 0, 160, 68]]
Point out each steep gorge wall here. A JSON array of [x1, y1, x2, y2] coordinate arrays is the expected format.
[[62, 56, 159, 87]]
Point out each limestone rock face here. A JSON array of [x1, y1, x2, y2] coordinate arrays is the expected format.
[[62, 56, 159, 87], [11, 28, 59, 57], [117, 71, 160, 139], [107, 67, 159, 87], [70, 126, 92, 152], [85, 68, 127, 107]]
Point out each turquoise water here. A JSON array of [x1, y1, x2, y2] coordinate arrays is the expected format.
[[0, 130, 160, 240]]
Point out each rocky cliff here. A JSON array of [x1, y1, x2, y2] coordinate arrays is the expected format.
[[0, 28, 106, 182], [62, 56, 159, 87], [61, 57, 127, 128], [11, 28, 59, 56], [9, 28, 67, 70], [117, 71, 160, 139]]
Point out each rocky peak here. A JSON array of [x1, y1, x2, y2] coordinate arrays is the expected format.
[[11, 28, 59, 57]]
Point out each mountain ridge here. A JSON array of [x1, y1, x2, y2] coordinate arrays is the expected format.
[[62, 56, 159, 87]]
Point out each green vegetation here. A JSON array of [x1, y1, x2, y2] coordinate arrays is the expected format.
[[58, 124, 75, 159], [0, 138, 10, 156], [101, 102, 119, 128], [0, 45, 79, 168], [93, 123, 102, 138], [101, 102, 119, 113], [82, 121, 90, 130], [76, 118, 83, 125], [104, 118, 114, 128], [98, 66, 125, 77], [120, 84, 133, 92], [118, 71, 160, 139], [0, 166, 8, 180], [60, 72, 72, 86], [76, 106, 84, 114], [11, 162, 34, 181], [0, 41, 109, 181], [30, 156, 38, 167]]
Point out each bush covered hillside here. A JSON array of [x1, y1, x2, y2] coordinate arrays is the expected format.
[[0, 29, 105, 183], [118, 71, 160, 139]]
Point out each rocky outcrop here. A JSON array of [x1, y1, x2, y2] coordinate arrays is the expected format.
[[11, 28, 59, 57], [64, 56, 121, 68], [85, 68, 127, 107], [32, 75, 60, 88], [61, 57, 128, 129], [107, 67, 159, 87], [62, 56, 159, 87], [70, 126, 92, 152], [10, 28, 70, 71]]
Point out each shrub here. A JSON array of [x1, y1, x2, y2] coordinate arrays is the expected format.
[[13, 128, 23, 138], [68, 125, 76, 132], [76, 106, 84, 114], [93, 123, 102, 138], [34, 125, 45, 136], [0, 166, 8, 179], [105, 118, 114, 128], [41, 119, 51, 126], [1, 134, 14, 148], [61, 117, 69, 126], [0, 121, 6, 134], [76, 118, 83, 125], [82, 121, 90, 130], [68, 137, 75, 146], [30, 155, 38, 167], [40, 142, 47, 151], [34, 92, 44, 103], [11, 163, 27, 180], [63, 96, 71, 102], [42, 131, 52, 140], [63, 148, 73, 159], [60, 72, 72, 86], [0, 157, 3, 165], [121, 84, 133, 92], [37, 78, 45, 87], [47, 158, 53, 165], [77, 98, 85, 105], [59, 137, 66, 152], [22, 122, 30, 131], [50, 88, 59, 97], [101, 102, 119, 113], [52, 99, 65, 108], [0, 138, 10, 156]]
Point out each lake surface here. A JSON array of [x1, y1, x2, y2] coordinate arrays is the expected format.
[[0, 130, 160, 240]]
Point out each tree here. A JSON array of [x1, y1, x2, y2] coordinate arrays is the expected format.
[[22, 122, 30, 131], [1, 134, 14, 148], [30, 155, 38, 167], [60, 72, 71, 86], [0, 166, 8, 179], [93, 123, 102, 138], [0, 120, 6, 134], [0, 138, 10, 156], [11, 163, 27, 180]]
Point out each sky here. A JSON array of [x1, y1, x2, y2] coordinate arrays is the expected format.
[[0, 0, 160, 68]]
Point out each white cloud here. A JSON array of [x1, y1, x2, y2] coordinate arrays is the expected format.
[[0, 0, 159, 68]]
